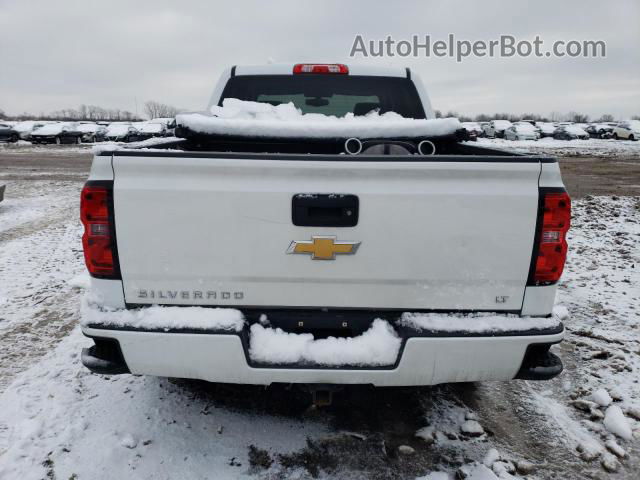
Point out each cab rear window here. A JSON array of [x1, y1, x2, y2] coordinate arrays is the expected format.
[[220, 75, 426, 119]]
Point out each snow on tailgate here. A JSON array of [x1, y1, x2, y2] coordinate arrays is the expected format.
[[176, 98, 461, 139]]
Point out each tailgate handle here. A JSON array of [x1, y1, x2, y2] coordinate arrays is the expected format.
[[292, 194, 359, 227]]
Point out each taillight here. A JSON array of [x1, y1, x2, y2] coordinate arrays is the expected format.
[[530, 190, 571, 284], [293, 63, 348, 74], [80, 182, 120, 278]]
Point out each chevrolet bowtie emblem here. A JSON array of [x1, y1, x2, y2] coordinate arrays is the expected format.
[[287, 236, 361, 260]]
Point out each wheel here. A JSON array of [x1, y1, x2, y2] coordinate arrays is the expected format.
[[629, 134, 635, 141], [55, 136, 61, 145], [613, 133, 618, 140], [76, 136, 82, 144], [10, 134, 18, 143]]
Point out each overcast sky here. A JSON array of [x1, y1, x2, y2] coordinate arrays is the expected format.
[[1, 0, 638, 119]]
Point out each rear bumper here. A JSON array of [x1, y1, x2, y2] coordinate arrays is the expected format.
[[81, 323, 564, 386]]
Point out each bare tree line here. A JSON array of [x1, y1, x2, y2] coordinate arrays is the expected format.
[[143, 101, 180, 119], [0, 100, 181, 122]]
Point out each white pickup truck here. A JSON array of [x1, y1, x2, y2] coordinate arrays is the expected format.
[[80, 63, 570, 391]]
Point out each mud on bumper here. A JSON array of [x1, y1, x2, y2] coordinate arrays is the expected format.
[[81, 316, 564, 385]]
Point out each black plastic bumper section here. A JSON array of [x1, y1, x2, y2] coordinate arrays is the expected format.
[[81, 337, 130, 375], [515, 343, 563, 380]]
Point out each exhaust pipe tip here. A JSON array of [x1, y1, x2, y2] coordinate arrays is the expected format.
[[344, 137, 363, 155], [418, 140, 436, 156]]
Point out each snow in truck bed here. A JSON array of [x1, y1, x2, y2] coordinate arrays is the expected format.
[[176, 98, 461, 139]]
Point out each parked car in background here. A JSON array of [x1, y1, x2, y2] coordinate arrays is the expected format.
[[536, 122, 557, 138], [513, 121, 541, 138], [30, 122, 84, 144], [105, 123, 141, 142], [553, 125, 589, 140], [136, 122, 167, 140], [77, 123, 107, 143], [12, 121, 52, 140], [585, 124, 614, 139], [504, 124, 538, 141], [482, 120, 512, 138], [462, 122, 483, 134], [612, 120, 640, 140], [0, 123, 19, 142], [461, 122, 482, 141]]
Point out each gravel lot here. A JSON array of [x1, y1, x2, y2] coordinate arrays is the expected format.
[[0, 144, 638, 479]]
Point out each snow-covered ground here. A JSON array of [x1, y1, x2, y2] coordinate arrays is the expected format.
[[0, 175, 637, 478], [478, 137, 640, 157], [0, 141, 92, 154], [0, 180, 84, 389], [0, 137, 184, 155]]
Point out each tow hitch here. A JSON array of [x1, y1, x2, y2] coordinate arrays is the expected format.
[[304, 384, 343, 407]]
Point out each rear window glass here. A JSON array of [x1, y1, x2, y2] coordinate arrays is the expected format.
[[220, 75, 426, 119]]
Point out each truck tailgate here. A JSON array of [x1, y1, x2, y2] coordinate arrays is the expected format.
[[112, 154, 541, 311]]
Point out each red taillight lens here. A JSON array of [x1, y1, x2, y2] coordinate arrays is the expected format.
[[293, 63, 348, 74], [81, 184, 119, 278], [532, 192, 571, 284]]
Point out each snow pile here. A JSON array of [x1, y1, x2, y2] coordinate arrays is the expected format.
[[68, 272, 90, 290], [603, 406, 633, 440], [81, 300, 245, 332], [460, 420, 485, 436], [248, 318, 401, 366], [176, 98, 461, 139], [590, 388, 612, 407], [398, 312, 562, 333], [552, 305, 570, 321]]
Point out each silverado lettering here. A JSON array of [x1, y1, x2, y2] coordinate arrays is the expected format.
[[137, 289, 245, 301]]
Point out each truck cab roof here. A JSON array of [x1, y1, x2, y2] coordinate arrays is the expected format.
[[234, 63, 409, 78]]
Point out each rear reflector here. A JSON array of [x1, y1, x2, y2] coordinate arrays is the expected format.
[[531, 191, 571, 284], [293, 63, 348, 74], [81, 182, 120, 278]]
